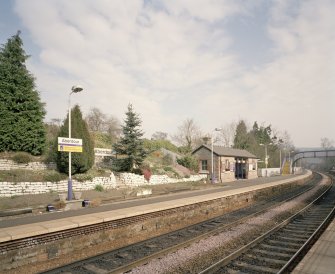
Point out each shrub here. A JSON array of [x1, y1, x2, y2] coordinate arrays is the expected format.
[[73, 173, 94, 182], [142, 168, 152, 182], [94, 184, 104, 192], [177, 154, 198, 172], [43, 171, 66, 182], [11, 152, 32, 164], [162, 154, 174, 165]]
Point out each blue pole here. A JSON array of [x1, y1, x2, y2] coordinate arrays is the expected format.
[[68, 178, 72, 201]]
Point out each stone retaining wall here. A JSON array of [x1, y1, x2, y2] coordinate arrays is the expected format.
[[0, 173, 207, 197], [0, 159, 56, 171]]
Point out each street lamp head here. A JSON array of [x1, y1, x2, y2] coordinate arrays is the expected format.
[[71, 85, 83, 93], [260, 143, 264, 146]]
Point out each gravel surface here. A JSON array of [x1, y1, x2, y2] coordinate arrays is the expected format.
[[128, 174, 329, 274]]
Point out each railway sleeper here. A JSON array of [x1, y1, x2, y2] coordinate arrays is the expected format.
[[277, 228, 312, 235], [266, 239, 302, 248], [298, 217, 329, 223], [244, 253, 287, 266], [276, 232, 310, 240], [252, 248, 292, 259], [282, 227, 315, 234], [83, 263, 108, 274], [259, 243, 296, 253], [275, 235, 308, 242], [285, 223, 318, 230], [231, 261, 278, 274]]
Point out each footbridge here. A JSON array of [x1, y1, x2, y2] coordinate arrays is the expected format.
[[292, 149, 335, 166]]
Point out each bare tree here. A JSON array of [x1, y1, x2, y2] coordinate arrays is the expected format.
[[279, 131, 295, 159], [105, 116, 122, 143], [321, 137, 334, 149], [219, 121, 236, 147], [173, 118, 203, 151], [151, 131, 168, 140], [86, 107, 107, 132]]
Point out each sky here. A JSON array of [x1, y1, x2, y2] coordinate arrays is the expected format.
[[0, 0, 334, 148]]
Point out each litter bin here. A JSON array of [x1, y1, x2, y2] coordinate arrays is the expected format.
[[46, 204, 56, 212], [82, 199, 90, 207]]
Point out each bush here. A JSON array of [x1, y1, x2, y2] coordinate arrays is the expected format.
[[43, 171, 67, 182], [11, 152, 32, 164], [73, 173, 94, 182], [94, 184, 104, 192], [177, 155, 198, 172], [0, 169, 66, 182], [142, 168, 152, 181]]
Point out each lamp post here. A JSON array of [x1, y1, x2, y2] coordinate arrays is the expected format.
[[67, 85, 83, 201], [211, 128, 222, 183], [260, 143, 272, 169]]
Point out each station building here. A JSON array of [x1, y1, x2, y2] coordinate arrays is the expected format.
[[192, 144, 258, 182]]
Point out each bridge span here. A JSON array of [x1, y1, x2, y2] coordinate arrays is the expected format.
[[292, 149, 335, 166]]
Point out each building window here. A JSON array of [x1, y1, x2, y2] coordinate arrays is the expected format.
[[225, 159, 230, 171], [201, 160, 208, 171]]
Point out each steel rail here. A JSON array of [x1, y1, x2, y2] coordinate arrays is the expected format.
[[199, 174, 334, 274], [278, 174, 335, 273]]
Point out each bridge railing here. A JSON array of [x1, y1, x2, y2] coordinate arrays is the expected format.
[[292, 150, 335, 165]]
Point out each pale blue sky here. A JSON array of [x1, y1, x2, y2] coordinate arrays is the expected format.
[[0, 0, 334, 148]]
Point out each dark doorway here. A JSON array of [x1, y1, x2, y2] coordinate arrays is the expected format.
[[235, 159, 246, 179]]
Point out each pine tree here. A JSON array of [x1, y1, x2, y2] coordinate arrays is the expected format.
[[113, 104, 147, 172], [233, 120, 249, 150], [56, 105, 94, 174], [0, 31, 46, 155]]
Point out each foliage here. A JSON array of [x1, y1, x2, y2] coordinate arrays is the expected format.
[[143, 139, 179, 153], [44, 122, 61, 162], [0, 169, 67, 182], [151, 131, 168, 140], [112, 104, 147, 172], [251, 122, 272, 145], [94, 184, 104, 192], [72, 168, 110, 181], [142, 168, 152, 181], [56, 105, 95, 175], [0, 32, 46, 155], [233, 120, 249, 150], [11, 152, 32, 164], [92, 131, 113, 148], [73, 173, 94, 182], [85, 107, 121, 144], [176, 154, 198, 172], [162, 153, 174, 166], [43, 171, 66, 182]]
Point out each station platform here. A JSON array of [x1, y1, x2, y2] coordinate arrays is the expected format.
[[0, 171, 312, 243], [293, 217, 335, 274]]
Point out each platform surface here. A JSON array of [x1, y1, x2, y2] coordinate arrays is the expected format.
[[0, 172, 312, 243]]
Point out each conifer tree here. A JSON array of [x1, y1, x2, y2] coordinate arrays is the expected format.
[[56, 105, 94, 174], [113, 104, 147, 172], [233, 120, 249, 150], [0, 31, 46, 155]]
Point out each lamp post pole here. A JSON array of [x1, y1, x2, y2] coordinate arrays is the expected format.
[[211, 128, 222, 183], [260, 143, 272, 169], [67, 85, 83, 201]]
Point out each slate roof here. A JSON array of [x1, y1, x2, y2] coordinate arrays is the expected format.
[[192, 144, 257, 159]]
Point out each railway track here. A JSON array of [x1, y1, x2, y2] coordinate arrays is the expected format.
[[200, 174, 335, 274], [41, 173, 327, 274]]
